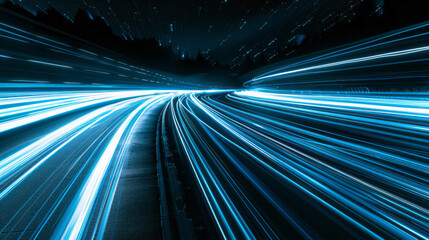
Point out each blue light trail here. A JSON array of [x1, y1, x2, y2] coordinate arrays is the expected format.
[[0, 89, 177, 239], [245, 21, 429, 91], [167, 90, 428, 239], [0, 14, 428, 240]]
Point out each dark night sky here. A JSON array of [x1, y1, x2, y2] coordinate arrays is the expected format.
[[6, 0, 382, 65]]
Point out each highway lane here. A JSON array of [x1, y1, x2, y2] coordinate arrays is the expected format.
[[1, 10, 428, 239], [0, 89, 173, 239], [168, 91, 429, 240], [0, 88, 427, 240]]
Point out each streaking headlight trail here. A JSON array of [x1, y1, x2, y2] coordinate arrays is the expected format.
[[1, 9, 428, 240], [52, 95, 169, 240], [0, 89, 173, 239], [167, 91, 428, 239], [245, 21, 429, 91]]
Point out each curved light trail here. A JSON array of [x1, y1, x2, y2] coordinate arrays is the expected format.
[[0, 90, 173, 239], [0, 13, 428, 240], [244, 21, 429, 90], [167, 91, 428, 239]]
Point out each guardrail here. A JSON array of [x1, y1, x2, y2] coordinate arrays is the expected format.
[[156, 102, 196, 240]]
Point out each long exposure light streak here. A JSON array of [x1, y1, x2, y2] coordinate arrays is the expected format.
[[0, 90, 173, 239], [1, 88, 426, 239], [0, 20, 182, 87], [1, 12, 428, 240], [245, 21, 429, 90], [53, 95, 170, 240], [0, 90, 171, 133], [168, 91, 429, 239], [252, 45, 429, 81]]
